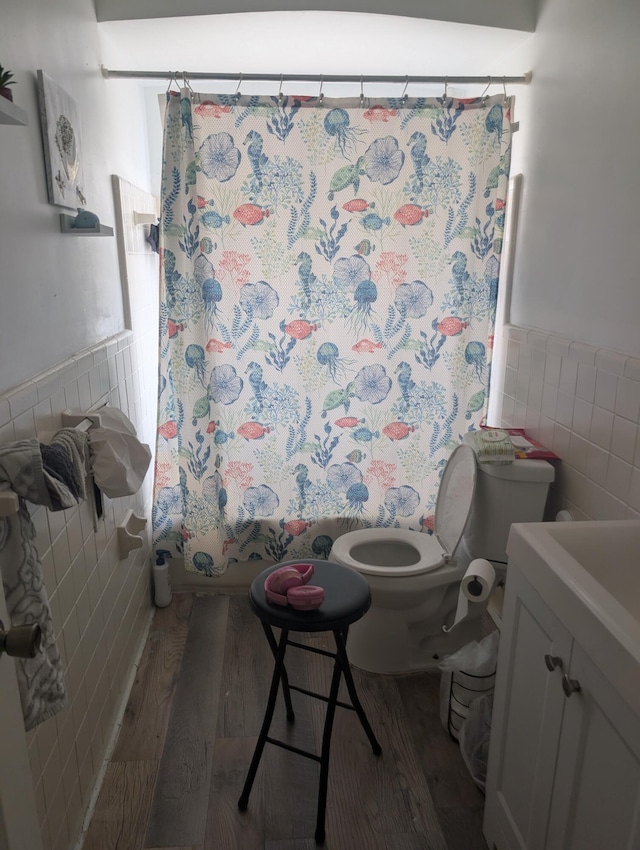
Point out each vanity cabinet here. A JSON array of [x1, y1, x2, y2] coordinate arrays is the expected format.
[[483, 563, 640, 850]]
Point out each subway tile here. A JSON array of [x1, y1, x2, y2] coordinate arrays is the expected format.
[[528, 379, 544, 413], [5, 380, 38, 418], [568, 341, 598, 364], [599, 490, 629, 520], [624, 357, 640, 382], [64, 381, 81, 412], [559, 357, 578, 395], [546, 335, 571, 358], [541, 383, 558, 420], [628, 468, 640, 512], [77, 373, 92, 412], [615, 377, 640, 422], [531, 348, 546, 383], [590, 406, 614, 450], [552, 423, 571, 459], [67, 510, 84, 563], [503, 366, 517, 399], [513, 401, 527, 428], [506, 339, 520, 369], [49, 388, 68, 421], [611, 416, 637, 463], [527, 330, 549, 350], [0, 420, 15, 445], [501, 393, 514, 425], [555, 391, 574, 429], [13, 408, 36, 440], [52, 532, 72, 587], [586, 442, 609, 487], [515, 369, 529, 404], [57, 567, 77, 627], [572, 398, 593, 440], [544, 353, 562, 387], [594, 368, 618, 412], [576, 362, 597, 403], [568, 433, 588, 474], [595, 348, 628, 376], [605, 455, 632, 502], [0, 395, 10, 428], [33, 397, 55, 439]]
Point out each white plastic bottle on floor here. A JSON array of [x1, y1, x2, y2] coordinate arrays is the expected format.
[[153, 554, 172, 607]]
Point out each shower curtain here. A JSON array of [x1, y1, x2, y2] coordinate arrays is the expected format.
[[153, 90, 511, 575]]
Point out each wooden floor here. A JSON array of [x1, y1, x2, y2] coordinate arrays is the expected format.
[[83, 592, 489, 850]]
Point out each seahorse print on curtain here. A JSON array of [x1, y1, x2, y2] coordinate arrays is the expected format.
[[153, 91, 512, 575]]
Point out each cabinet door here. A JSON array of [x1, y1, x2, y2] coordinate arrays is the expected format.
[[484, 567, 572, 850], [545, 642, 640, 850]]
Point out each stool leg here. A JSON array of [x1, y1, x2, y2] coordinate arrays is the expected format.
[[260, 622, 295, 722], [334, 629, 382, 757], [315, 651, 343, 845], [238, 628, 289, 811]]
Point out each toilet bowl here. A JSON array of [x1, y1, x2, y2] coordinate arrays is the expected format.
[[331, 438, 555, 673]]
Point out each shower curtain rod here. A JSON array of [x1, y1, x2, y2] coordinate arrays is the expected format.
[[100, 66, 531, 87]]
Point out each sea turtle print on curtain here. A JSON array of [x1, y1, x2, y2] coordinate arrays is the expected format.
[[153, 91, 511, 575]]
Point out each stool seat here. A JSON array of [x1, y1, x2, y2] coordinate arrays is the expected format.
[[238, 559, 381, 845], [249, 559, 371, 631]]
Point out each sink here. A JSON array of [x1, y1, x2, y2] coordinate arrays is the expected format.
[[544, 521, 640, 621], [506, 519, 640, 713]]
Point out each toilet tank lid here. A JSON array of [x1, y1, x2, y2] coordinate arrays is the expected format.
[[462, 433, 555, 483]]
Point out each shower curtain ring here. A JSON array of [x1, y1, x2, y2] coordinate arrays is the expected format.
[[360, 75, 364, 108], [402, 75, 409, 104], [166, 71, 179, 94], [502, 78, 508, 105], [278, 74, 284, 105], [481, 75, 492, 105], [235, 72, 242, 102], [318, 74, 324, 106], [443, 77, 448, 104]]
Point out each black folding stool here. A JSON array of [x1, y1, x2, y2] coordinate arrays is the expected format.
[[237, 559, 382, 844]]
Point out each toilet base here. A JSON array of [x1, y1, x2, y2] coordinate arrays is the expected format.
[[346, 598, 486, 674]]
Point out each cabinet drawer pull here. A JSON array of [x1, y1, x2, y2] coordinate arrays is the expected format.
[[544, 654, 563, 672], [562, 675, 581, 697]]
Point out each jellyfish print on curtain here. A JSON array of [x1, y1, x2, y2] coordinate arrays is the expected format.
[[153, 90, 512, 575]]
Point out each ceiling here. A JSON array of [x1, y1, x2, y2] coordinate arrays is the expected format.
[[95, 0, 537, 32]]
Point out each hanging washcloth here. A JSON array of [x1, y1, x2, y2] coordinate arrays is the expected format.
[[41, 427, 90, 507], [472, 429, 516, 464], [0, 440, 73, 729]]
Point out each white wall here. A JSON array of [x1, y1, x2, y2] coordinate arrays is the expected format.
[[0, 4, 159, 850], [0, 0, 151, 395], [508, 0, 640, 355]]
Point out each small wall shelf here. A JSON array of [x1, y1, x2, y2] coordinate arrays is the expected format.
[[60, 214, 114, 236], [0, 98, 28, 126]]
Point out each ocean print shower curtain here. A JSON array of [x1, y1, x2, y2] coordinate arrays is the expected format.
[[153, 89, 512, 575]]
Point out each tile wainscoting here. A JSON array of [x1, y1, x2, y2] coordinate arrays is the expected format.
[[491, 324, 640, 523], [0, 329, 157, 850]]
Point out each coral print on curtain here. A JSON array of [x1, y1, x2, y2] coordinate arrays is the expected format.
[[153, 91, 511, 575]]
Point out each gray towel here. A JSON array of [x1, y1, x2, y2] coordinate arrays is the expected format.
[[0, 439, 87, 729], [0, 495, 66, 729]]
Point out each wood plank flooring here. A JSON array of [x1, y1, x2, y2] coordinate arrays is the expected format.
[[83, 592, 488, 850]]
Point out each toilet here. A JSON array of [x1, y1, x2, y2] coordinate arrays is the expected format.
[[330, 435, 555, 673]]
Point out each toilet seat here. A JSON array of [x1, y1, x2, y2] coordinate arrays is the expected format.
[[331, 444, 477, 578]]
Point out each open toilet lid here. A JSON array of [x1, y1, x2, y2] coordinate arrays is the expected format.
[[434, 444, 477, 559]]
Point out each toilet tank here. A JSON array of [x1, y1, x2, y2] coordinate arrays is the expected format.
[[461, 433, 555, 566]]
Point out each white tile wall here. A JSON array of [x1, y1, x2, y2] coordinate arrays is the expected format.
[[0, 330, 156, 850], [0, 183, 160, 850], [493, 325, 640, 523]]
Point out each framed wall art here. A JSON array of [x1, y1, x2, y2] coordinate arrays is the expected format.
[[36, 70, 87, 209]]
